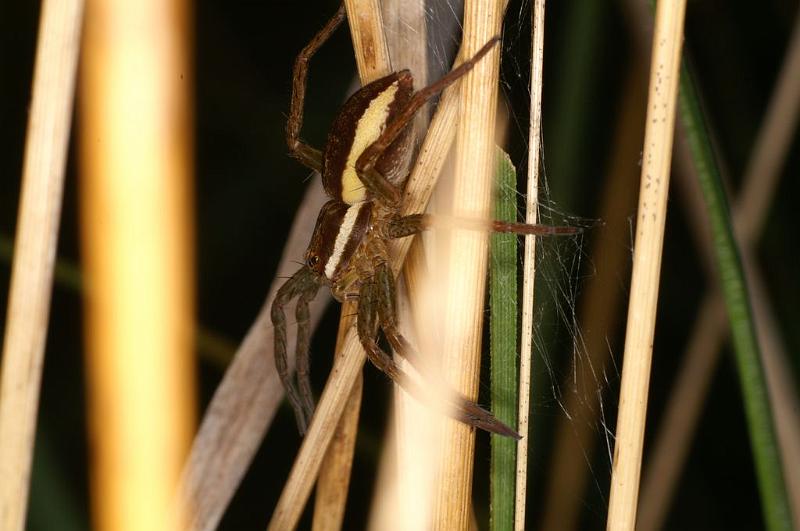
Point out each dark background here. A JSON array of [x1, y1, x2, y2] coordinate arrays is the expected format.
[[1, 0, 798, 529]]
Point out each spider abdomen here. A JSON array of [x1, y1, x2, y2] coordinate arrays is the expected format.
[[305, 199, 373, 281], [322, 71, 413, 204]]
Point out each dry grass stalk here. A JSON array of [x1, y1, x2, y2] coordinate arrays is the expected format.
[[606, 0, 687, 528], [369, 1, 441, 528], [636, 293, 725, 531], [637, 11, 800, 527], [344, 0, 391, 83], [0, 1, 83, 529], [80, 0, 195, 529], [312, 333, 363, 531], [428, 0, 504, 528], [514, 0, 545, 528]]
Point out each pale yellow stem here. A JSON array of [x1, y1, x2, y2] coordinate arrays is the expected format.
[[606, 0, 687, 528], [80, 0, 196, 529], [515, 0, 545, 528], [0, 2, 83, 530], [429, 0, 504, 528]]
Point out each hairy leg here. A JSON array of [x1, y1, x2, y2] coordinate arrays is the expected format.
[[271, 267, 320, 434], [358, 264, 520, 438], [295, 282, 321, 424], [384, 213, 580, 239], [286, 3, 346, 172]]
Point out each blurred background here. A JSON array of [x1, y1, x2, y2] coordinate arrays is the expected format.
[[1, 0, 798, 529]]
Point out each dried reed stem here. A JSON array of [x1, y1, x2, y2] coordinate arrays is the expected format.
[[606, 0, 687, 528], [372, 1, 436, 528], [428, 0, 504, 528], [638, 10, 800, 527], [0, 2, 83, 530], [514, 0, 545, 528], [80, 0, 195, 529], [312, 324, 362, 531]]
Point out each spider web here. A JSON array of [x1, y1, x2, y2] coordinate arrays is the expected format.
[[382, 0, 626, 524]]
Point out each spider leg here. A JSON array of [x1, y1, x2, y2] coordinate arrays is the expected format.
[[354, 36, 501, 177], [286, 4, 346, 173], [366, 263, 520, 439], [382, 213, 429, 239], [295, 280, 321, 424], [383, 213, 580, 238], [357, 276, 398, 379], [271, 267, 321, 434]]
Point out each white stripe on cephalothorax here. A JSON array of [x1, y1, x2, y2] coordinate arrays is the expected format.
[[324, 202, 363, 279], [341, 82, 399, 204]]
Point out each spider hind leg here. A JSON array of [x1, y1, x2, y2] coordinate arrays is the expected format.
[[360, 263, 520, 439]]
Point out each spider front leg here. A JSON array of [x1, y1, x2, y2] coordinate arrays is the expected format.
[[382, 213, 580, 238], [286, 4, 346, 172], [271, 267, 322, 434], [294, 278, 321, 423]]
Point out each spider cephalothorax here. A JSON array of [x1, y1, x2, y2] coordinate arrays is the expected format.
[[272, 4, 575, 437]]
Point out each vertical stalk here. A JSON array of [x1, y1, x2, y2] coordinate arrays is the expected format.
[[515, 1, 545, 528], [490, 150, 519, 531], [676, 65, 792, 531], [80, 0, 196, 528], [0, 2, 83, 530], [606, 0, 687, 528], [430, 0, 504, 528]]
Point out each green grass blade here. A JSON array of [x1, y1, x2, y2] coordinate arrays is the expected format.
[[678, 64, 793, 531], [490, 149, 519, 531]]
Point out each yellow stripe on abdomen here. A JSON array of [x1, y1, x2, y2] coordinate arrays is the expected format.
[[341, 82, 399, 204]]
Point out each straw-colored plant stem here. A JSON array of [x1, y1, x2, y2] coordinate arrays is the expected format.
[[0, 2, 83, 530], [638, 10, 800, 528], [428, 0, 503, 528], [374, 2, 438, 527], [312, 317, 363, 531], [514, 1, 545, 529], [80, 0, 195, 529], [606, 1, 686, 529]]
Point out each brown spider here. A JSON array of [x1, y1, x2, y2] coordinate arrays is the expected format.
[[272, 5, 576, 438]]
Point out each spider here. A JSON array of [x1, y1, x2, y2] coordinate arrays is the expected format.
[[272, 4, 576, 438]]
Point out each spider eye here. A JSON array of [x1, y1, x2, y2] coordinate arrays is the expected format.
[[307, 255, 320, 269]]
